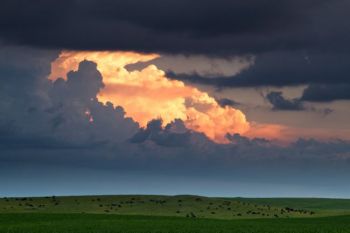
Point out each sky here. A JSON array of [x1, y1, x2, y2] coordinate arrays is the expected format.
[[1, 0, 350, 198]]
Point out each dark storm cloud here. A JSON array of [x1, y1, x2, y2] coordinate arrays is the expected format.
[[265, 91, 304, 111], [1, 0, 350, 102], [0, 48, 139, 150], [166, 51, 350, 88], [0, 0, 348, 55], [301, 84, 350, 102], [264, 90, 334, 113]]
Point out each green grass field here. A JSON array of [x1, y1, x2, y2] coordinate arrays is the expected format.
[[1, 213, 350, 233], [1, 195, 350, 233]]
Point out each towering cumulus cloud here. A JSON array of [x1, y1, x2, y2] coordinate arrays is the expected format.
[[49, 51, 250, 143]]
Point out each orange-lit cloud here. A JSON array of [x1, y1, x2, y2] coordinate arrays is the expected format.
[[49, 51, 252, 143]]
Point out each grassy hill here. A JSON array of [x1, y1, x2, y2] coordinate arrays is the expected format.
[[1, 195, 349, 219], [236, 197, 350, 216]]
